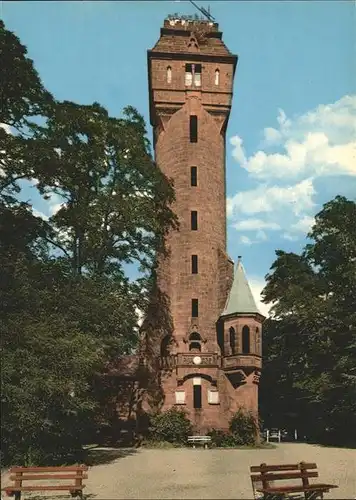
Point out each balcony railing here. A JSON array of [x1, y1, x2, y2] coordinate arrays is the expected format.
[[176, 352, 220, 368], [159, 353, 261, 371], [159, 353, 220, 369], [222, 354, 262, 371]]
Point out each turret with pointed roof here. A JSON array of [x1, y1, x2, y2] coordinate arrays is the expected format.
[[218, 256, 264, 397], [222, 256, 261, 317]]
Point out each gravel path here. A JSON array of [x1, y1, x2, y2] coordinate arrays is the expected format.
[[1, 443, 355, 499]]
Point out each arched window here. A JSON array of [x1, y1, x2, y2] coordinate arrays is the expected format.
[[229, 326, 236, 354], [167, 66, 172, 84], [160, 335, 170, 358], [256, 327, 260, 355], [189, 332, 202, 352], [215, 69, 220, 86], [242, 326, 250, 354]]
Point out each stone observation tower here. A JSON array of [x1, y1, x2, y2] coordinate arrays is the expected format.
[[145, 15, 264, 432]]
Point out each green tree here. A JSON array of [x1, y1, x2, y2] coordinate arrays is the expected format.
[[34, 100, 176, 277], [0, 20, 54, 205], [260, 196, 356, 445], [1, 20, 178, 464]]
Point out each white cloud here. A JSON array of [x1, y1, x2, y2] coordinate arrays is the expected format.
[[239, 235, 253, 245], [256, 230, 267, 241], [233, 219, 281, 231], [282, 233, 299, 242], [231, 94, 356, 180], [230, 135, 246, 164], [227, 178, 316, 218], [227, 95, 355, 246], [290, 215, 315, 233]]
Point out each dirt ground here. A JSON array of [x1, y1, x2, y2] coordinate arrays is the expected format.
[[1, 443, 355, 499]]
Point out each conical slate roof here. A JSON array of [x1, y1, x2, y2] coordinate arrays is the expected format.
[[221, 257, 261, 317]]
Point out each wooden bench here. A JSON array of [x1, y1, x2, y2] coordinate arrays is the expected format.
[[2, 465, 88, 500], [187, 435, 212, 449], [250, 462, 338, 500]]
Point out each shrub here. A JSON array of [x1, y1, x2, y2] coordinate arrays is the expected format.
[[208, 429, 237, 447], [229, 407, 260, 445], [148, 407, 192, 444]]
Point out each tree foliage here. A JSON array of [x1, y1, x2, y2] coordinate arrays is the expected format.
[[260, 196, 356, 445], [0, 20, 177, 464]]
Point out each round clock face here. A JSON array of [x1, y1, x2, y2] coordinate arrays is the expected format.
[[193, 356, 202, 365]]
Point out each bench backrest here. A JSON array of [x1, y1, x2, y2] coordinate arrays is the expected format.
[[250, 462, 318, 498], [9, 466, 88, 489]]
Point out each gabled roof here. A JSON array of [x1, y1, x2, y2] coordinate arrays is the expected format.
[[221, 257, 261, 317]]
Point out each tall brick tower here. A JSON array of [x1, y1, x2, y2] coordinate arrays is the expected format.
[[146, 15, 264, 432]]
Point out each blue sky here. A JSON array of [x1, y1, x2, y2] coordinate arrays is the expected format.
[[2, 1, 355, 314]]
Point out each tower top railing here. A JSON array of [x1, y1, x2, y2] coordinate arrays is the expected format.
[[164, 16, 219, 32]]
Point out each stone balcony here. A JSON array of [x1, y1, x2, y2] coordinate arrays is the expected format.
[[159, 353, 220, 370], [222, 354, 262, 372], [176, 352, 220, 368], [159, 353, 261, 372]]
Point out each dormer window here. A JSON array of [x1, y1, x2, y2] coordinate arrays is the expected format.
[[167, 66, 172, 84], [185, 64, 202, 87], [215, 69, 220, 86]]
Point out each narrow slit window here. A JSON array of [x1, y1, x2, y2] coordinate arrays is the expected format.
[[193, 385, 202, 409], [190, 166, 197, 186], [167, 66, 172, 84], [191, 210, 198, 230], [190, 115, 198, 143], [242, 325, 250, 354], [192, 255, 198, 274], [192, 298, 199, 317], [215, 69, 220, 86], [229, 326, 236, 354]]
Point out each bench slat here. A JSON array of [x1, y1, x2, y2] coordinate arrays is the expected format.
[[3, 485, 86, 492], [9, 474, 88, 481], [9, 466, 87, 473], [251, 471, 318, 482], [250, 463, 317, 472], [257, 484, 338, 494]]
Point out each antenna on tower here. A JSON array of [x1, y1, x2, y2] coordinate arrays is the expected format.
[[189, 0, 216, 22]]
